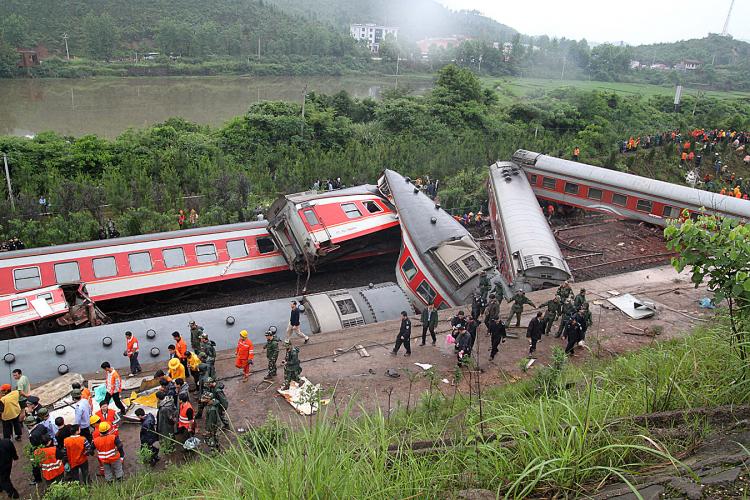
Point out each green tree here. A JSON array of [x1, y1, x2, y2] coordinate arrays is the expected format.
[[0, 39, 18, 77], [82, 13, 119, 60], [665, 214, 750, 367], [1, 13, 31, 47]]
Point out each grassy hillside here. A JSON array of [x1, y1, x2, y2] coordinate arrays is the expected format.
[[74, 325, 747, 499], [0, 0, 358, 58], [265, 0, 517, 42], [632, 34, 750, 67]]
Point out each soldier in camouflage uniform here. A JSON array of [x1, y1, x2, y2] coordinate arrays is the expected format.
[[573, 288, 588, 310], [556, 281, 573, 302], [506, 290, 536, 327], [199, 333, 216, 379], [189, 320, 204, 352], [263, 330, 280, 379], [540, 296, 562, 336], [202, 392, 221, 450], [555, 298, 577, 338], [478, 272, 491, 302], [282, 341, 302, 390]]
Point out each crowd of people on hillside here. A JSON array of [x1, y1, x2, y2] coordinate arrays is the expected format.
[[312, 178, 346, 191], [618, 128, 750, 198], [0, 238, 25, 252], [177, 209, 199, 230]]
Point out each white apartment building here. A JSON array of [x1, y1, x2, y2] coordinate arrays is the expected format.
[[350, 23, 399, 53]]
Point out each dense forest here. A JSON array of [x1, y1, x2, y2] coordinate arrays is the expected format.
[[1, 65, 749, 248]]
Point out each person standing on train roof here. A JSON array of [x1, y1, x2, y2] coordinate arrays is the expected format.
[[286, 301, 310, 344], [124, 331, 141, 377], [100, 362, 127, 415]]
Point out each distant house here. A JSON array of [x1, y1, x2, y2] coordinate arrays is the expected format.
[[629, 60, 641, 69], [16, 45, 48, 68], [649, 63, 670, 71], [350, 23, 399, 54], [676, 59, 701, 71]]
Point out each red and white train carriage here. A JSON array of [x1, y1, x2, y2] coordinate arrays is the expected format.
[[514, 150, 750, 225]]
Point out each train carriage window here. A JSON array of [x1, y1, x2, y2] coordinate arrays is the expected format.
[[662, 205, 678, 218], [564, 182, 579, 195], [401, 257, 418, 281], [341, 202, 362, 219], [128, 252, 153, 273], [636, 199, 653, 213], [335, 299, 358, 315], [587, 188, 603, 201], [13, 267, 41, 290], [303, 209, 319, 226], [10, 299, 28, 312], [612, 193, 628, 206], [54, 262, 80, 284], [529, 174, 538, 185], [416, 280, 437, 305], [365, 200, 383, 214], [226, 240, 249, 259], [542, 177, 556, 190], [196, 244, 218, 263], [92, 257, 117, 278], [162, 248, 186, 268], [37, 292, 54, 304], [256, 237, 276, 254]]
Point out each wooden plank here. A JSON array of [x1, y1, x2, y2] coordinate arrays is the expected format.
[[34, 373, 84, 407]]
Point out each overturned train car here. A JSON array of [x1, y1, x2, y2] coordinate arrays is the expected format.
[[378, 169, 506, 310], [487, 161, 571, 291], [0, 282, 413, 385]]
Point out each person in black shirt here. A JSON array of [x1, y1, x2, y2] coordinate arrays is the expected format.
[[562, 318, 583, 356], [285, 301, 310, 344], [0, 438, 19, 498], [392, 311, 412, 356], [526, 312, 545, 356], [488, 318, 506, 361]]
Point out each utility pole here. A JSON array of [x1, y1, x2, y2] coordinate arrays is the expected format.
[[561, 54, 567, 80], [395, 51, 399, 89], [721, 0, 735, 36], [257, 36, 261, 61], [3, 153, 14, 211], [478, 54, 482, 73], [300, 83, 308, 138], [62, 33, 70, 60]]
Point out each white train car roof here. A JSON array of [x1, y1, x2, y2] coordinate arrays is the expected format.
[[513, 149, 750, 220], [488, 161, 570, 272], [0, 221, 270, 262]]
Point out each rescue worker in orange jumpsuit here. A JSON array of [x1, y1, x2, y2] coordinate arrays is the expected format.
[[235, 330, 254, 382], [93, 422, 125, 482], [172, 331, 188, 371], [100, 362, 127, 414], [124, 331, 142, 376]]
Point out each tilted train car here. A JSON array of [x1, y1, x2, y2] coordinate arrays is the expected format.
[[487, 161, 571, 291], [266, 185, 401, 275], [514, 150, 750, 225], [378, 169, 505, 310], [0, 222, 287, 304]]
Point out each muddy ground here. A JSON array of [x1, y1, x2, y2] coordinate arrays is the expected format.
[[10, 264, 715, 498]]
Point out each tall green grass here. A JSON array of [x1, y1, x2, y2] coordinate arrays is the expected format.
[[84, 325, 747, 499]]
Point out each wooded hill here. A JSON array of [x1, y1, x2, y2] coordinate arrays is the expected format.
[[631, 34, 750, 67], [0, 0, 359, 59]]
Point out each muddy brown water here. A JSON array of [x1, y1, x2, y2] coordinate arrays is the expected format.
[[0, 75, 433, 138]]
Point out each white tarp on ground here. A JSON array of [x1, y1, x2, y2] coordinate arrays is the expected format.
[[608, 293, 657, 319], [276, 377, 329, 416]]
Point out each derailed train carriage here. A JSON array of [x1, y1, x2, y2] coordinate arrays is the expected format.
[[487, 161, 571, 291]]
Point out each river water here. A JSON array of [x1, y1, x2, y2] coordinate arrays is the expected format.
[[0, 75, 432, 138]]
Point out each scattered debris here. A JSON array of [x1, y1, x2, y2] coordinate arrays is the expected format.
[[414, 363, 433, 370], [525, 358, 536, 370], [442, 379, 451, 384], [385, 368, 400, 378], [355, 344, 370, 357], [607, 290, 620, 296], [277, 377, 328, 415], [34, 373, 83, 407], [608, 293, 657, 319], [699, 297, 716, 309]]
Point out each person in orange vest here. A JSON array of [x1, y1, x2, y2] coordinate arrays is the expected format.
[[176, 393, 195, 438], [172, 331, 188, 371], [720, 187, 727, 196], [95, 402, 121, 432], [572, 146, 580, 161], [235, 330, 254, 382], [63, 425, 91, 484], [88, 415, 106, 477], [33, 436, 65, 483], [124, 331, 142, 377], [167, 358, 186, 383], [680, 151, 687, 165], [71, 382, 93, 413], [100, 362, 127, 414], [93, 422, 124, 482]]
